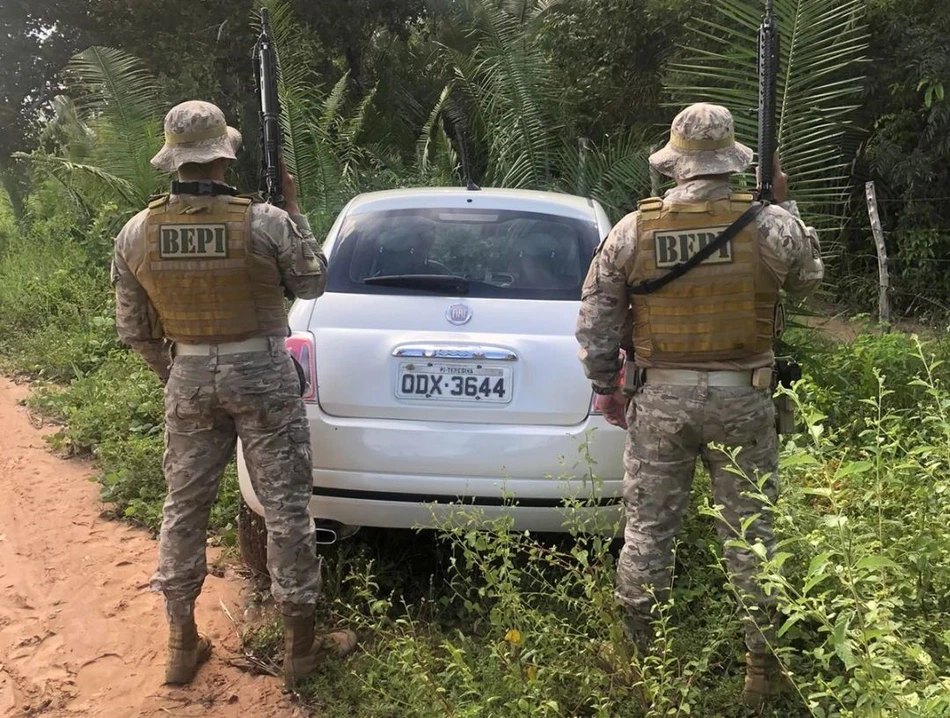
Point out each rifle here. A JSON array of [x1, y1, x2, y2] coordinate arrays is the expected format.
[[756, 0, 780, 204], [252, 7, 284, 208], [757, 1, 800, 433], [253, 9, 299, 304]]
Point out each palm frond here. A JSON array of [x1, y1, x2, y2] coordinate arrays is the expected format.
[[417, 84, 459, 181], [319, 74, 351, 134], [14, 152, 142, 206], [666, 0, 869, 221], [555, 132, 651, 220], [279, 85, 323, 207], [65, 46, 164, 202], [40, 95, 98, 161], [342, 85, 377, 154], [442, 0, 561, 189]]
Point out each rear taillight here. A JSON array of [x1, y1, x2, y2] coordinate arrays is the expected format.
[[285, 331, 317, 402], [590, 349, 626, 414]]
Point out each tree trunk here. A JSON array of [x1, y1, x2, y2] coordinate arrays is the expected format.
[[238, 498, 269, 582]]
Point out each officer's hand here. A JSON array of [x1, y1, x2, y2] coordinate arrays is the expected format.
[[594, 390, 629, 430], [279, 157, 300, 215], [756, 150, 789, 203], [771, 151, 788, 203]]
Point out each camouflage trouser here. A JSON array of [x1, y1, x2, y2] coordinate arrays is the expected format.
[[150, 339, 321, 619], [617, 382, 779, 653]]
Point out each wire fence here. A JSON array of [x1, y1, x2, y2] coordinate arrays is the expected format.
[[847, 253, 950, 265]]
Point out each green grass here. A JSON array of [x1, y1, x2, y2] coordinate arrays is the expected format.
[[232, 332, 950, 718], [0, 214, 240, 539]]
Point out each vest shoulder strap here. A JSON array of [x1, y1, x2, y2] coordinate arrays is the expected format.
[[637, 197, 664, 219], [227, 196, 253, 207], [147, 194, 169, 211], [728, 191, 755, 210]]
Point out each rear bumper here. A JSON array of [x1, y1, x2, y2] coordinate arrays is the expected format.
[[306, 472, 624, 534], [237, 404, 626, 535]]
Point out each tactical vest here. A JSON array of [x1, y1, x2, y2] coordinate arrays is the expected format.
[[627, 194, 780, 364], [133, 195, 288, 343]]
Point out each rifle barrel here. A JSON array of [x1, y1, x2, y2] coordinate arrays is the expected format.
[[757, 0, 779, 204], [254, 7, 284, 207]]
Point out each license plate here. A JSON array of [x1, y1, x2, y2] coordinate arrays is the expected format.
[[396, 361, 513, 404]]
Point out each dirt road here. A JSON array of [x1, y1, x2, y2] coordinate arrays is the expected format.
[[0, 378, 303, 717]]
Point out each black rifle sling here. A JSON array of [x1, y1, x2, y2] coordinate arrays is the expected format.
[[628, 203, 764, 296]]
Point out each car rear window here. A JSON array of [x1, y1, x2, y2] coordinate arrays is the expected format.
[[325, 207, 601, 300]]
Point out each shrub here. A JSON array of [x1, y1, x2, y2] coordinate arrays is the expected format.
[[0, 211, 118, 381], [712, 337, 950, 716], [0, 206, 240, 539]]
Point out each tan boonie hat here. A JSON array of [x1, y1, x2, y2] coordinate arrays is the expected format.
[[150, 100, 242, 173], [649, 102, 754, 181]]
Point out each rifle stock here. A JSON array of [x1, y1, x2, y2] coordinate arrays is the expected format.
[[253, 7, 284, 208]]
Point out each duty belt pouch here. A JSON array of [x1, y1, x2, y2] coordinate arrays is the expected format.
[[622, 357, 644, 397], [773, 358, 802, 434]]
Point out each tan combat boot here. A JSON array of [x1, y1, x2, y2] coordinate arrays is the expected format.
[[743, 650, 789, 708], [165, 619, 213, 685], [282, 610, 358, 690]]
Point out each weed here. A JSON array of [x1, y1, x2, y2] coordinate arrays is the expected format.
[[233, 334, 950, 717]]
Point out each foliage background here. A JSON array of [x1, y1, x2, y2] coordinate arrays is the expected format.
[[2, 0, 947, 312]]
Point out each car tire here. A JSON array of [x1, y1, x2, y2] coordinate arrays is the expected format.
[[238, 498, 269, 581]]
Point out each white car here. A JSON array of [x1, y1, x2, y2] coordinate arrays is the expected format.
[[237, 187, 625, 540]]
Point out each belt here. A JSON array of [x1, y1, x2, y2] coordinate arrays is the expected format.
[[644, 368, 761, 387], [173, 337, 272, 356]]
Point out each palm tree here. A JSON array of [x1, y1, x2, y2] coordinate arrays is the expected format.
[[554, 132, 652, 221], [16, 47, 165, 214], [421, 0, 653, 218], [441, 0, 561, 189], [254, 0, 374, 223], [665, 0, 869, 224]]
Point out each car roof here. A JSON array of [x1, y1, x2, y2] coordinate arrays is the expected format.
[[343, 187, 599, 222]]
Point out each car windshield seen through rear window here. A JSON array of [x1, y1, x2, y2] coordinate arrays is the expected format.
[[325, 207, 600, 300]]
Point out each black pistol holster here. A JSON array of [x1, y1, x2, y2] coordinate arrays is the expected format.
[[621, 350, 645, 398]]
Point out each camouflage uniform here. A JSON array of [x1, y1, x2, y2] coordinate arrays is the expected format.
[[576, 104, 823, 659], [111, 101, 329, 624]]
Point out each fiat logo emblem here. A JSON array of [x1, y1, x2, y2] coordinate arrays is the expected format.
[[446, 303, 472, 326]]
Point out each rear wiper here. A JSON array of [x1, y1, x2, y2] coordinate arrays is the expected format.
[[363, 274, 472, 294]]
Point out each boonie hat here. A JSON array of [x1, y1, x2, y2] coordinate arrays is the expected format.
[[649, 103, 753, 181], [150, 100, 242, 173]]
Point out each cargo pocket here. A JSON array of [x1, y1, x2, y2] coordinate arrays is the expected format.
[[286, 420, 313, 491], [621, 458, 642, 504], [721, 391, 773, 447], [166, 386, 207, 434]]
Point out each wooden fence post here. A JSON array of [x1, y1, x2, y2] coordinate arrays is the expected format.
[[577, 137, 589, 196], [865, 181, 891, 329]]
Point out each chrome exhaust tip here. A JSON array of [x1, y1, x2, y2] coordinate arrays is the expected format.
[[313, 518, 359, 545]]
